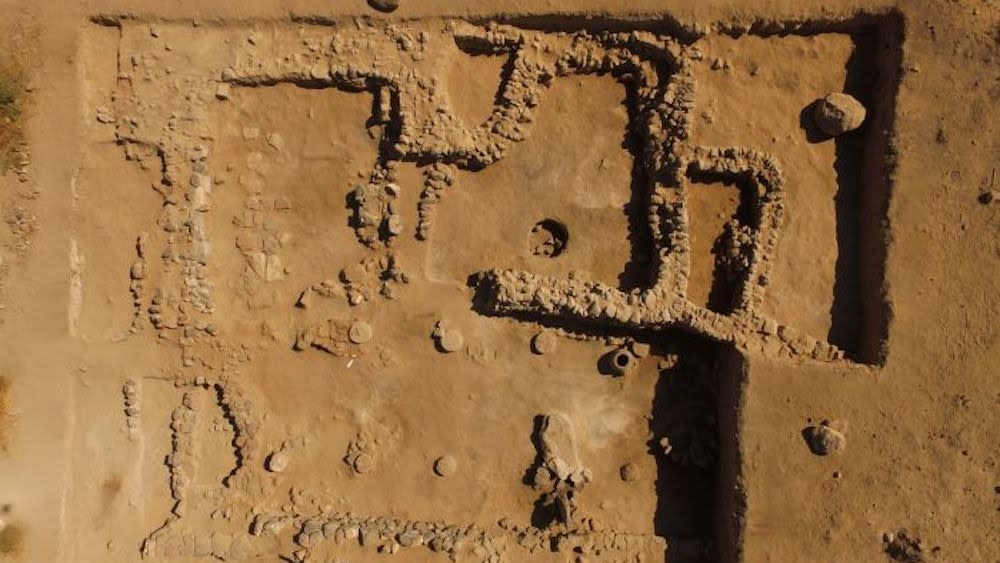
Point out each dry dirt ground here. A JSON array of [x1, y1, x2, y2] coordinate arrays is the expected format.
[[0, 0, 997, 562]]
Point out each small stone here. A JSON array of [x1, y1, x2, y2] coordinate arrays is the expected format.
[[883, 529, 925, 562], [386, 214, 403, 236], [130, 262, 145, 280], [342, 263, 366, 284], [215, 84, 231, 100], [569, 467, 592, 486], [548, 456, 572, 481], [431, 321, 445, 339], [628, 340, 651, 358], [266, 133, 285, 152], [807, 420, 847, 456], [262, 235, 281, 254], [814, 93, 867, 136], [399, 530, 422, 547], [349, 321, 373, 344], [659, 436, 673, 456], [531, 331, 558, 355], [539, 412, 580, 469], [657, 354, 679, 370], [367, 0, 399, 12], [532, 465, 553, 488], [353, 453, 375, 474], [96, 106, 116, 124], [439, 329, 464, 353], [266, 450, 289, 473], [433, 455, 457, 477], [264, 255, 284, 281], [619, 463, 639, 482]]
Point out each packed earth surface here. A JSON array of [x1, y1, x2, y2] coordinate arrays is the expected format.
[[0, 1, 997, 562]]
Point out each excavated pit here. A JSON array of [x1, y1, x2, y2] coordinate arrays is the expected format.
[[0, 9, 913, 563]]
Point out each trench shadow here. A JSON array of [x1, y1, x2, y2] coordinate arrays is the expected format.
[[685, 169, 760, 315], [796, 27, 897, 362], [648, 334, 722, 563], [617, 73, 661, 293]]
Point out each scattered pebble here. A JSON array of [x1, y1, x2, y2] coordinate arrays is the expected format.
[[353, 452, 376, 474], [619, 463, 639, 482], [883, 529, 926, 562], [266, 450, 289, 473], [814, 93, 867, 136], [433, 455, 457, 477], [95, 106, 116, 124], [439, 329, 464, 353], [658, 437, 673, 456], [627, 340, 650, 358], [657, 354, 680, 371], [266, 133, 285, 152], [531, 331, 558, 355], [807, 419, 847, 456], [348, 321, 373, 344], [387, 214, 404, 235], [342, 263, 366, 284]]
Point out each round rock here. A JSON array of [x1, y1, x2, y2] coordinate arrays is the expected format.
[[348, 321, 373, 344], [439, 329, 464, 353], [386, 214, 404, 236], [620, 463, 639, 482], [628, 340, 651, 358], [367, 0, 399, 12], [433, 455, 457, 477], [353, 453, 376, 474], [531, 331, 558, 355], [814, 93, 866, 136], [266, 450, 289, 473], [341, 263, 366, 284], [808, 421, 847, 456]]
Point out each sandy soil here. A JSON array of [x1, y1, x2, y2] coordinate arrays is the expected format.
[[0, 1, 996, 562]]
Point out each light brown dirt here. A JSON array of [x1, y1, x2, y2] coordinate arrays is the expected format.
[[0, 378, 10, 454], [0, 1, 997, 563]]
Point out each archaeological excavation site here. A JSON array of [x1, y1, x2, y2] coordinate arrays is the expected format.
[[0, 0, 996, 562]]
